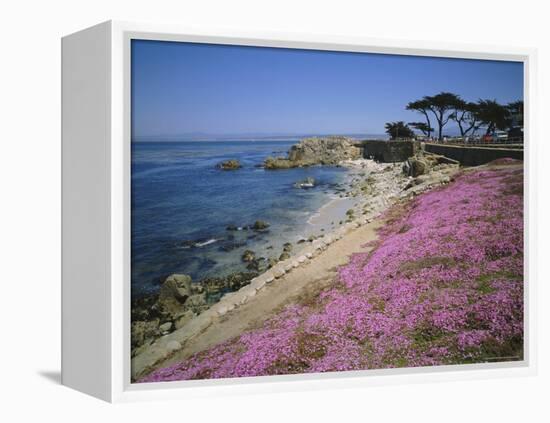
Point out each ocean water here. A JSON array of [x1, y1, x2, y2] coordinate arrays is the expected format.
[[131, 141, 350, 297]]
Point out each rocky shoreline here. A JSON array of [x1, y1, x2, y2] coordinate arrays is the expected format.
[[131, 137, 360, 355], [264, 136, 361, 169], [131, 137, 461, 379]]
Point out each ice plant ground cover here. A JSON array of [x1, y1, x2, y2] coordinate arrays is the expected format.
[[140, 161, 524, 382]]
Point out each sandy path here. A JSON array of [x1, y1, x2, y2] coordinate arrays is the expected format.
[[156, 219, 383, 369]]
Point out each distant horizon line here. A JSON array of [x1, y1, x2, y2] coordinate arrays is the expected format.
[[131, 132, 390, 142]]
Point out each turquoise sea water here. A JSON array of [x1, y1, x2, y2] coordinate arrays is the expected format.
[[131, 141, 349, 297]]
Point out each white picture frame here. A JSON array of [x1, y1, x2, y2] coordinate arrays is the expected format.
[[61, 20, 537, 403]]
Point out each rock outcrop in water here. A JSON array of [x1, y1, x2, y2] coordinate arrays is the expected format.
[[264, 136, 361, 169], [293, 177, 315, 189], [252, 220, 270, 231], [217, 159, 242, 170], [241, 249, 256, 262]]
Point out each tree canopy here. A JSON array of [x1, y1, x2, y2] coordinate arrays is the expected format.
[[385, 121, 415, 140], [476, 99, 511, 135], [451, 100, 481, 137], [406, 99, 433, 138], [423, 92, 461, 141], [403, 92, 523, 140], [408, 122, 434, 137]]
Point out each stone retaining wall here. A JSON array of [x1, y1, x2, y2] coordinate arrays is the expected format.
[[424, 143, 523, 166], [358, 140, 419, 162]]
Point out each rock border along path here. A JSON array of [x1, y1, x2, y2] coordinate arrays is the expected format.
[[131, 160, 460, 381]]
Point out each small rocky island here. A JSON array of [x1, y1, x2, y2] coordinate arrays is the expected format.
[[217, 159, 242, 170]]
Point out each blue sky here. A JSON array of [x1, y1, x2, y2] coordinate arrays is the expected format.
[[131, 39, 523, 140]]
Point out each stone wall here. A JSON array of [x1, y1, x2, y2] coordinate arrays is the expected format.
[[359, 140, 419, 162], [424, 143, 523, 166]]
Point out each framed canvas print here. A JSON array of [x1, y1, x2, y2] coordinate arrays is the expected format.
[[61, 21, 537, 402]]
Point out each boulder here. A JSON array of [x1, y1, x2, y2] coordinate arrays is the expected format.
[[158, 274, 192, 301], [185, 292, 207, 309], [250, 277, 267, 291], [279, 251, 291, 261], [192, 283, 204, 294], [404, 153, 459, 177], [252, 220, 270, 231], [407, 157, 429, 177], [217, 159, 241, 170], [241, 249, 256, 262], [272, 267, 286, 279], [246, 257, 268, 272], [159, 321, 173, 333], [131, 319, 160, 349], [312, 239, 326, 251], [156, 274, 193, 320], [202, 271, 257, 294], [228, 272, 258, 290], [131, 295, 157, 322], [264, 157, 297, 169], [293, 177, 316, 189], [200, 276, 222, 295]]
